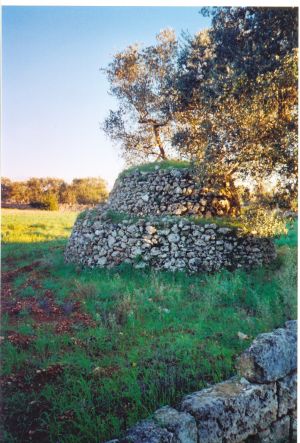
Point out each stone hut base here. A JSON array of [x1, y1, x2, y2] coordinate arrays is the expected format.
[[65, 209, 276, 273]]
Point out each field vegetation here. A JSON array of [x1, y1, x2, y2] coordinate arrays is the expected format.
[[1, 209, 297, 442], [2, 177, 108, 209]]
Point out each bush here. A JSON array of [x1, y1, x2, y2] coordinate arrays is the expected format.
[[43, 194, 59, 211], [239, 206, 288, 237], [30, 194, 59, 211]]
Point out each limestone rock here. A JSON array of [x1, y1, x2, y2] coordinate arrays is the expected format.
[[146, 226, 157, 235], [285, 320, 297, 331], [120, 420, 173, 443], [97, 257, 107, 266], [218, 227, 231, 234], [277, 372, 297, 416], [154, 406, 197, 443], [141, 194, 149, 202], [108, 235, 116, 247], [236, 324, 297, 383], [180, 378, 277, 443], [247, 415, 291, 442], [291, 410, 297, 442], [167, 233, 180, 243], [131, 247, 142, 256]]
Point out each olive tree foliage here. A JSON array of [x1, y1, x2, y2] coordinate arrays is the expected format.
[[103, 29, 181, 163], [174, 7, 298, 199]]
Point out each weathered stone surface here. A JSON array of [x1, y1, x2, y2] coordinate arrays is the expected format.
[[180, 378, 277, 443], [236, 325, 297, 383], [247, 415, 291, 442], [97, 256, 107, 266], [107, 168, 236, 218], [167, 233, 180, 243], [108, 235, 116, 247], [154, 406, 197, 443], [277, 372, 297, 416], [291, 410, 297, 442], [119, 420, 173, 443], [141, 193, 149, 202], [285, 320, 297, 332], [65, 164, 277, 273], [146, 225, 157, 235], [65, 212, 276, 273]]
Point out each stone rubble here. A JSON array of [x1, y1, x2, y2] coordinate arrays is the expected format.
[[65, 212, 276, 273], [107, 167, 238, 217], [65, 166, 277, 273]]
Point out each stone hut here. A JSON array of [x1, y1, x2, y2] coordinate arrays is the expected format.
[[65, 164, 276, 272]]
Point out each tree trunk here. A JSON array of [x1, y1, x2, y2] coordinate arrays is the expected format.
[[226, 176, 241, 216], [153, 125, 167, 160]]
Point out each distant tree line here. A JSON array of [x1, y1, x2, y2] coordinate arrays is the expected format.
[[1, 177, 108, 210], [103, 7, 297, 209]]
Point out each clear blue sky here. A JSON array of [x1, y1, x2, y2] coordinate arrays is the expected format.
[[2, 6, 211, 189]]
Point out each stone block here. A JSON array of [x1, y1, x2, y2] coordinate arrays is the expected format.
[[154, 406, 197, 443], [285, 320, 297, 332], [180, 378, 277, 443], [248, 416, 291, 443], [277, 372, 297, 416], [291, 410, 297, 442], [236, 325, 297, 383], [120, 420, 173, 443]]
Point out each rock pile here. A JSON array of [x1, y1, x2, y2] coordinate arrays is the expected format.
[[65, 212, 276, 272], [65, 165, 276, 272], [108, 167, 238, 217], [106, 321, 297, 443]]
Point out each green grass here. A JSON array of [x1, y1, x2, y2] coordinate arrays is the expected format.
[[118, 159, 191, 178], [103, 210, 242, 230], [1, 209, 297, 442], [1, 209, 77, 244]]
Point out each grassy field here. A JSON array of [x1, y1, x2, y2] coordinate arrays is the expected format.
[[1, 209, 297, 442]]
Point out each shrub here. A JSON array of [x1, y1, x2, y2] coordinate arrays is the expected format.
[[30, 201, 47, 209], [239, 206, 288, 237], [30, 194, 59, 211], [45, 194, 59, 211]]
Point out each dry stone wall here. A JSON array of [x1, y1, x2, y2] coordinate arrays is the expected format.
[[105, 320, 297, 443], [108, 167, 238, 217], [65, 166, 277, 272], [65, 211, 276, 272]]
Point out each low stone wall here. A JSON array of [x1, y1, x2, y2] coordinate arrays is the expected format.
[[65, 210, 276, 272], [106, 320, 297, 443], [108, 167, 238, 217]]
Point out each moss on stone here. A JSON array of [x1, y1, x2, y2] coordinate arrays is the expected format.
[[104, 209, 241, 230], [76, 208, 98, 222]]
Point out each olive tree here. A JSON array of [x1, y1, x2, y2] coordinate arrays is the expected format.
[[103, 29, 180, 163]]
